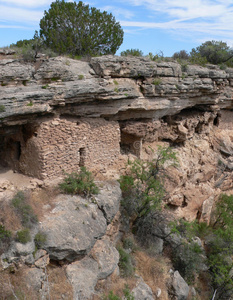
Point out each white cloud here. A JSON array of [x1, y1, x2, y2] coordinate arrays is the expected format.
[[0, 0, 51, 8], [0, 5, 43, 25], [0, 24, 29, 29], [118, 0, 233, 44], [120, 0, 232, 21], [102, 5, 134, 19]]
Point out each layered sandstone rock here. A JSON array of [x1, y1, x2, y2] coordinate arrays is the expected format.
[[0, 55, 233, 221], [1, 55, 233, 299], [0, 56, 232, 125]]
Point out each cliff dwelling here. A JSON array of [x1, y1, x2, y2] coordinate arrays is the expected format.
[[0, 55, 233, 182], [0, 117, 121, 179], [0, 109, 226, 180]]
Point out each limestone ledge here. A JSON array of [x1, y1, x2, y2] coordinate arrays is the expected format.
[[0, 55, 233, 125]]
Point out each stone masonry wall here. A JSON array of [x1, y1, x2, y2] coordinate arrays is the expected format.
[[19, 117, 120, 179]]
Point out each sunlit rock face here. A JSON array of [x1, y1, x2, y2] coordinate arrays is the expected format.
[[0, 55, 233, 221]]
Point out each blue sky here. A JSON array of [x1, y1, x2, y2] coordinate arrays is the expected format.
[[1, 0, 233, 56]]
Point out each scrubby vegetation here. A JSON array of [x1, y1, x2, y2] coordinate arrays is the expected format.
[[121, 40, 233, 69], [0, 225, 12, 254], [34, 231, 47, 249], [0, 105, 6, 112], [12, 191, 38, 228], [121, 49, 143, 57], [168, 194, 233, 299], [118, 246, 135, 278], [118, 142, 233, 299], [119, 146, 177, 229], [104, 285, 135, 300], [59, 166, 99, 197], [16, 228, 31, 244]]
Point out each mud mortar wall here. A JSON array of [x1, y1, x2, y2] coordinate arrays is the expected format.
[[19, 117, 120, 179]]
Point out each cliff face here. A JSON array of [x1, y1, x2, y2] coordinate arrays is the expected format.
[[1, 56, 233, 206], [0, 55, 232, 123], [0, 55, 233, 298]]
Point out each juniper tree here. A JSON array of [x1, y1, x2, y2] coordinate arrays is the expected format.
[[39, 0, 124, 56]]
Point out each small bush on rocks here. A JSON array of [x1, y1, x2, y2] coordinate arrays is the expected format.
[[118, 247, 135, 278], [0, 225, 12, 254], [16, 228, 31, 244], [12, 191, 38, 228], [59, 167, 99, 197], [34, 231, 47, 249]]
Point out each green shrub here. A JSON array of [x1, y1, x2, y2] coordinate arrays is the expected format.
[[0, 225, 11, 240], [27, 101, 33, 107], [16, 228, 31, 244], [123, 237, 137, 251], [171, 195, 233, 297], [103, 285, 134, 300], [119, 146, 177, 227], [172, 241, 205, 284], [34, 231, 47, 248], [12, 191, 38, 228], [21, 44, 36, 62], [189, 52, 208, 66], [147, 51, 164, 61], [0, 105, 6, 112], [206, 194, 233, 297], [59, 167, 99, 197], [153, 78, 161, 85], [120, 49, 143, 57], [78, 74, 84, 80], [0, 225, 12, 254], [123, 285, 135, 300], [104, 291, 121, 300], [118, 247, 135, 277], [39, 1, 123, 56], [172, 50, 190, 60], [190, 40, 233, 65]]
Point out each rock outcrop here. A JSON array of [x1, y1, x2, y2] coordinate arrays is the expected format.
[[0, 56, 232, 125], [1, 55, 233, 299], [170, 271, 189, 300]]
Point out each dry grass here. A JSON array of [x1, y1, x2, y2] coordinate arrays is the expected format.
[[188, 273, 212, 300], [0, 267, 39, 300], [93, 245, 172, 299], [26, 187, 59, 222], [0, 264, 73, 300], [93, 269, 137, 299], [134, 250, 172, 300], [0, 199, 21, 232], [47, 265, 73, 299], [0, 186, 58, 231]]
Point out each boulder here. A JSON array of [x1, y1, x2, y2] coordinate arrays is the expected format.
[[41, 194, 107, 261], [90, 239, 119, 279], [66, 239, 119, 299], [132, 277, 154, 300], [95, 181, 121, 224], [66, 257, 99, 299], [25, 267, 45, 291], [0, 179, 12, 192], [171, 271, 189, 300]]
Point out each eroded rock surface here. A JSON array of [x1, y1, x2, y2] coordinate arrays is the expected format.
[[1, 55, 233, 125], [171, 271, 189, 300], [40, 194, 107, 261], [1, 55, 233, 299], [66, 239, 119, 299], [131, 277, 154, 300]]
